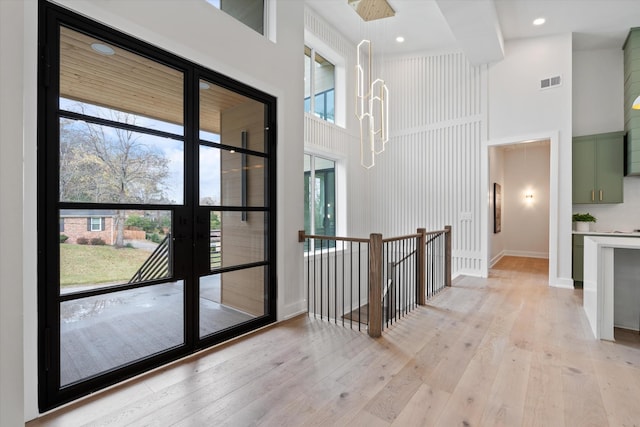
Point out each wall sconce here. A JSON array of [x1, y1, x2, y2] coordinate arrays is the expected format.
[[633, 95, 640, 110], [525, 193, 534, 199]]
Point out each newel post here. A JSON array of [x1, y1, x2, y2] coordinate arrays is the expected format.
[[445, 225, 452, 287], [368, 233, 383, 338], [417, 228, 426, 305]]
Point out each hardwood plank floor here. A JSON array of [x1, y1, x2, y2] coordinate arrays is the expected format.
[[28, 256, 640, 426]]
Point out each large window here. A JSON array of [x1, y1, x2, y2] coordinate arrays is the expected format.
[[205, 0, 266, 35], [39, 2, 276, 411], [304, 46, 335, 123], [304, 154, 336, 249]]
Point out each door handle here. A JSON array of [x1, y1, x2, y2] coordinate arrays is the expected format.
[[591, 190, 595, 202], [599, 189, 603, 201]]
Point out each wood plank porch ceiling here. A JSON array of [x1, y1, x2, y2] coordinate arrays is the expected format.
[[60, 26, 250, 135]]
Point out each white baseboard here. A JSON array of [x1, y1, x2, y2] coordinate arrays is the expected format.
[[549, 277, 574, 289], [489, 251, 505, 268], [503, 250, 549, 259]]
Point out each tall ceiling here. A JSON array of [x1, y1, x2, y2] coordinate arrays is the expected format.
[[305, 0, 640, 63]]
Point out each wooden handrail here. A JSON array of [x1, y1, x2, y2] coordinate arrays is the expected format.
[[298, 230, 369, 243], [381, 233, 421, 243]]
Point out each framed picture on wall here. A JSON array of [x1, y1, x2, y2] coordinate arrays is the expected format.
[[494, 182, 501, 233]]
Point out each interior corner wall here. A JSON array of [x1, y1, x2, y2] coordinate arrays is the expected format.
[[489, 146, 505, 264], [7, 0, 304, 422], [488, 34, 573, 285]]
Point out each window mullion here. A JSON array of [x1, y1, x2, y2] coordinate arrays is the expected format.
[[309, 49, 315, 117], [309, 155, 316, 251]]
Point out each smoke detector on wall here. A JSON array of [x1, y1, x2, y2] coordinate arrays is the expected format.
[[540, 75, 562, 90]]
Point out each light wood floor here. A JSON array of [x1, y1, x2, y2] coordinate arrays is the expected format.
[[28, 256, 640, 426]]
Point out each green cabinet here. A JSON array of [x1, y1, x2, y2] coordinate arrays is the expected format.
[[572, 234, 584, 283], [572, 132, 624, 204], [624, 28, 640, 175]]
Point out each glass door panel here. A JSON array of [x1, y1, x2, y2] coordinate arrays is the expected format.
[[199, 266, 266, 338], [59, 209, 173, 294], [40, 5, 275, 410], [199, 79, 266, 153], [197, 75, 270, 342], [60, 280, 184, 386]]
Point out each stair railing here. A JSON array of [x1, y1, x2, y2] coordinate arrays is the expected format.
[[298, 226, 451, 338]]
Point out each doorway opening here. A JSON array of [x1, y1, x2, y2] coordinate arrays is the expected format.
[[489, 140, 551, 272]]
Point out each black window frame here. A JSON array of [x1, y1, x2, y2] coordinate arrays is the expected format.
[[38, 0, 277, 411]]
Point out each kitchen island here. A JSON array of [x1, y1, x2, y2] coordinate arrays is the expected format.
[[583, 234, 640, 340]]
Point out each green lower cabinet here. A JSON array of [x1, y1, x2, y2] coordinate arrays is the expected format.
[[572, 234, 584, 284], [572, 132, 624, 204]]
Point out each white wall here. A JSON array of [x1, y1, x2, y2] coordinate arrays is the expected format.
[[1, 0, 304, 422], [502, 143, 550, 258], [0, 1, 27, 426], [573, 49, 623, 136], [487, 34, 573, 287], [489, 146, 505, 264], [572, 48, 640, 233]]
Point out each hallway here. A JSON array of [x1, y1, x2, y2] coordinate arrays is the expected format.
[[29, 256, 640, 426]]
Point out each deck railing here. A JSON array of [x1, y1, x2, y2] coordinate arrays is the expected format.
[[299, 226, 451, 338], [129, 233, 172, 284]]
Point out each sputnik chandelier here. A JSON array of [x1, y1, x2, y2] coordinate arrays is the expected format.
[[356, 39, 389, 169]]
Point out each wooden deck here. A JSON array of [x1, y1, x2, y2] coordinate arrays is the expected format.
[[29, 256, 640, 426]]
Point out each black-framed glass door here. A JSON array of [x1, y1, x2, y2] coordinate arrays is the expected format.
[[38, 1, 276, 411]]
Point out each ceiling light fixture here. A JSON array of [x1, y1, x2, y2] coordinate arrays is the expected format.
[[533, 17, 546, 26], [396, 36, 405, 43], [90, 42, 115, 56], [356, 40, 389, 169], [632, 94, 640, 110], [348, 0, 395, 22]]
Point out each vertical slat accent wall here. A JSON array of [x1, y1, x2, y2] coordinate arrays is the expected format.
[[368, 54, 485, 275], [304, 6, 486, 276]]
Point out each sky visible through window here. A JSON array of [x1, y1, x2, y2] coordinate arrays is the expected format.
[[60, 98, 221, 204]]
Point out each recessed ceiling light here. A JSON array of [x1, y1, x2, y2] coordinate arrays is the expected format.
[[396, 36, 405, 43], [199, 81, 211, 90], [533, 17, 546, 26], [90, 43, 115, 56]]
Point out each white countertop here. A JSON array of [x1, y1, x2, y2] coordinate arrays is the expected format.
[[583, 235, 640, 340], [573, 231, 640, 237]]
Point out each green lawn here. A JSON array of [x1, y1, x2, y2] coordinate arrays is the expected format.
[[60, 244, 152, 287]]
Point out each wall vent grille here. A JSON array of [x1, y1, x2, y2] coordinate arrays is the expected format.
[[540, 75, 562, 90]]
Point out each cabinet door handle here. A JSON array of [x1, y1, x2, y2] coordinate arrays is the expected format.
[[599, 189, 603, 201], [591, 190, 595, 201]]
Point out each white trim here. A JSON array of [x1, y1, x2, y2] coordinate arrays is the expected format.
[[304, 30, 346, 128], [502, 250, 549, 259], [489, 251, 504, 268], [482, 130, 560, 287]]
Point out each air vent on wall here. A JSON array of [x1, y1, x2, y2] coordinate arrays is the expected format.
[[540, 75, 562, 90]]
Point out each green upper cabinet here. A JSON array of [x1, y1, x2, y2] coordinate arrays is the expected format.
[[624, 28, 640, 175], [572, 132, 624, 204]]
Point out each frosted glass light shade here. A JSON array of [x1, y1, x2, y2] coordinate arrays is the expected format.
[[633, 94, 640, 110]]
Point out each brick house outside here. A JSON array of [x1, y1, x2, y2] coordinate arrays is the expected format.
[[60, 210, 117, 245]]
